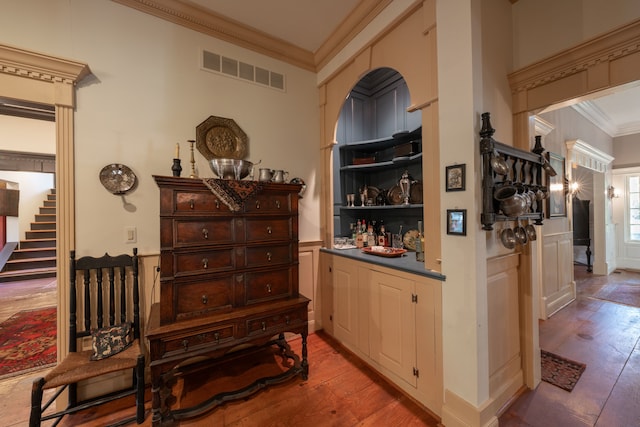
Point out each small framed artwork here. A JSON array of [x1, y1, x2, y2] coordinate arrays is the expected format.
[[447, 209, 467, 236], [445, 164, 466, 192], [546, 152, 566, 218]]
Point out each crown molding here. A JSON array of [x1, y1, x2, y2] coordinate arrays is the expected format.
[[533, 115, 555, 137], [112, 0, 388, 72], [571, 101, 617, 137]]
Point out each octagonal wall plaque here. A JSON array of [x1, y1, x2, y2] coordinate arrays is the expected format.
[[195, 115, 248, 160]]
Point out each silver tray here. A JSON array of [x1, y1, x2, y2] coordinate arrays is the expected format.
[[99, 164, 137, 195]]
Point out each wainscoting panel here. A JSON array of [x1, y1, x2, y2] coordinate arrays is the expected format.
[[541, 231, 575, 318]]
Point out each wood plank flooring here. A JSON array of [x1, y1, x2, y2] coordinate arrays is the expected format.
[[3, 267, 640, 426]]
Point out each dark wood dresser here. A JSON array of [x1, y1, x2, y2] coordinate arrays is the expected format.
[[148, 176, 309, 426]]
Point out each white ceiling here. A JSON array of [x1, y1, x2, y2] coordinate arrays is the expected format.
[[571, 85, 640, 137]]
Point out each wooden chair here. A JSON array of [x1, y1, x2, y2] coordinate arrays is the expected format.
[[30, 248, 146, 426]]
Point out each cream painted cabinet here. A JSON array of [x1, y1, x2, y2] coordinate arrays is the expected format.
[[370, 270, 417, 387], [319, 251, 443, 415]]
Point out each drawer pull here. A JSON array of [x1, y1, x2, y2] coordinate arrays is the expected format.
[[202, 258, 209, 269], [267, 226, 272, 234], [285, 315, 291, 325], [214, 332, 220, 343], [256, 200, 260, 209], [202, 228, 209, 239], [261, 321, 266, 331], [182, 339, 189, 351], [266, 252, 272, 262], [266, 283, 272, 293], [201, 294, 208, 304], [189, 199, 195, 209], [215, 200, 220, 209], [275, 200, 281, 209]]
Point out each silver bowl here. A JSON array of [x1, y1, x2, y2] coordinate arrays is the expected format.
[[208, 158, 254, 180]]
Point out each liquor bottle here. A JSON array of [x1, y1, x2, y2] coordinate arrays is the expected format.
[[356, 224, 364, 248], [367, 222, 376, 247], [415, 220, 425, 262], [378, 222, 386, 246]]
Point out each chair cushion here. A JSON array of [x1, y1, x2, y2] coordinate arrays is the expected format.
[[90, 322, 133, 361]]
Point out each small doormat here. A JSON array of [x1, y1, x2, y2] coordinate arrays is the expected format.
[[0, 306, 56, 380], [541, 350, 586, 392], [594, 283, 640, 308]]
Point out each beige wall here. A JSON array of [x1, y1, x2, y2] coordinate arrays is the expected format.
[[613, 133, 640, 168], [512, 0, 640, 69], [0, 0, 322, 255]]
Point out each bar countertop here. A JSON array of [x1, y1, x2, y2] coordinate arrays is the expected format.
[[320, 247, 446, 282]]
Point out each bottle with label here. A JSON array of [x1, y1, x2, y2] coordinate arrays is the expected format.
[[378, 222, 386, 246], [415, 220, 425, 262], [356, 225, 364, 248], [367, 223, 376, 247]]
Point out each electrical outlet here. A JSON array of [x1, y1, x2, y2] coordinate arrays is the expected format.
[[125, 226, 137, 243]]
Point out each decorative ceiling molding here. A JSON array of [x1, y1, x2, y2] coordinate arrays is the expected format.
[[533, 115, 555, 136], [571, 101, 617, 137], [566, 139, 614, 173], [112, 0, 389, 72], [508, 18, 640, 112]]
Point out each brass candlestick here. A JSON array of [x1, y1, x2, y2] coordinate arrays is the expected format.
[[188, 139, 198, 178]]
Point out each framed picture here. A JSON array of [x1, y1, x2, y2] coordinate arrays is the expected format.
[[546, 152, 566, 218], [447, 209, 467, 236], [445, 164, 465, 192]]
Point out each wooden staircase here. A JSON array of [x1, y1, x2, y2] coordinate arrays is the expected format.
[[0, 189, 56, 282]]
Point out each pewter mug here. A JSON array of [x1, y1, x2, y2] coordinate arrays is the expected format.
[[258, 168, 273, 182], [272, 169, 288, 183]]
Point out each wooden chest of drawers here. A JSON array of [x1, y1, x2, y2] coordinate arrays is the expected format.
[[155, 176, 301, 325], [149, 176, 309, 426]]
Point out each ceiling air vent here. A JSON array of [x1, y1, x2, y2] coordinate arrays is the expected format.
[[201, 49, 286, 92]]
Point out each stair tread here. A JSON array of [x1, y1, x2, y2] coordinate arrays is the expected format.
[[7, 256, 56, 264], [0, 267, 56, 278]]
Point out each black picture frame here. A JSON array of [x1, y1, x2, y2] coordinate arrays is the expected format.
[[447, 209, 467, 236], [445, 164, 465, 192], [546, 152, 566, 218]]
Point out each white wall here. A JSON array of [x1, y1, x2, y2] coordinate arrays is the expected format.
[[0, 115, 55, 154], [612, 167, 640, 269], [512, 0, 640, 69], [0, 0, 321, 256]]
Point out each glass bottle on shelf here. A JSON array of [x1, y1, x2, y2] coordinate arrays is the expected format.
[[415, 220, 425, 262]]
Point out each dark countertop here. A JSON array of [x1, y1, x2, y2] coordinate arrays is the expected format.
[[320, 247, 446, 282]]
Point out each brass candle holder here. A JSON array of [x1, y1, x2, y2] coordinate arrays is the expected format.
[[188, 139, 198, 178]]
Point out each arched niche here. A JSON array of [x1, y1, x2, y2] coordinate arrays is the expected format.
[[0, 43, 90, 361], [318, 2, 441, 270]]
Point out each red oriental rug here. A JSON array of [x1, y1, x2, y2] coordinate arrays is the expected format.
[[541, 350, 586, 392], [0, 306, 57, 380]]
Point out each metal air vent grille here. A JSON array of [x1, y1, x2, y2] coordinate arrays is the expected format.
[[202, 49, 285, 92]]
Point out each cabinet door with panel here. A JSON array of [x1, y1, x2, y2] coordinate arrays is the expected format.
[[332, 255, 359, 350], [370, 269, 417, 388]]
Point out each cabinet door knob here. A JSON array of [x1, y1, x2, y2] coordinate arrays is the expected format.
[[201, 294, 208, 304], [261, 321, 267, 331], [202, 258, 209, 269], [182, 339, 189, 351], [215, 200, 220, 209], [214, 332, 220, 343], [266, 283, 272, 293], [275, 200, 281, 209], [256, 200, 260, 209], [266, 252, 272, 262], [267, 226, 272, 234], [189, 199, 195, 209], [202, 228, 209, 239], [285, 315, 290, 325]]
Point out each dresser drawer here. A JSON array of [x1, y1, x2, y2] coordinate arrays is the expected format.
[[245, 243, 293, 268], [175, 276, 237, 319], [162, 323, 235, 356], [174, 218, 237, 247], [245, 218, 292, 242], [244, 192, 292, 213], [243, 267, 294, 305], [245, 305, 307, 336], [174, 248, 236, 276], [174, 190, 231, 214]]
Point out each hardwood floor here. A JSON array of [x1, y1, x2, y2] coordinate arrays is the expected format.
[[3, 267, 640, 426]]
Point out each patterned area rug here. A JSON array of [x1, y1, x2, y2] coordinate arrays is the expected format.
[[0, 306, 56, 380], [594, 283, 640, 307], [541, 350, 586, 392]]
